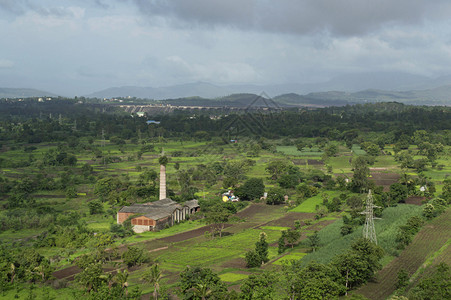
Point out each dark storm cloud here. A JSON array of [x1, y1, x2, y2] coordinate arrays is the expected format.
[[125, 0, 451, 36]]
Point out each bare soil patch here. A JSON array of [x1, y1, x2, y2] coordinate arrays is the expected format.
[[293, 159, 306, 165], [235, 203, 276, 220], [259, 212, 316, 228], [52, 266, 82, 280], [221, 257, 246, 269], [369, 172, 400, 191], [405, 196, 426, 206], [307, 219, 337, 231], [307, 159, 324, 165], [158, 224, 232, 243]]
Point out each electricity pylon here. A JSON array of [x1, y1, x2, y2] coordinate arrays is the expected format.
[[362, 190, 380, 244]]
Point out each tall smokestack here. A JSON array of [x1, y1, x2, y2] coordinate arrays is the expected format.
[[159, 164, 166, 200]]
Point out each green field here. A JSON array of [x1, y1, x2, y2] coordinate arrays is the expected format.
[[0, 105, 450, 299], [290, 191, 342, 213]]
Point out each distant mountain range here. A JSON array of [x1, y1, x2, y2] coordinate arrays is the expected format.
[[1, 71, 451, 105], [84, 72, 451, 101], [0, 88, 58, 98]]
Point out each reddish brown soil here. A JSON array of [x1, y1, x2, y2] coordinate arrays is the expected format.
[[293, 159, 307, 165], [405, 196, 426, 206], [307, 159, 324, 165], [235, 203, 277, 220], [52, 266, 82, 280], [221, 257, 246, 269], [369, 172, 400, 191], [158, 224, 232, 243], [308, 219, 336, 231], [258, 212, 316, 228]]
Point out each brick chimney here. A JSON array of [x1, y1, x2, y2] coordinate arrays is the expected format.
[[159, 164, 166, 200]]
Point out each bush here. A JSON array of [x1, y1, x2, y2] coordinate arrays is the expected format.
[[245, 250, 261, 268], [121, 246, 150, 268], [88, 199, 104, 215]]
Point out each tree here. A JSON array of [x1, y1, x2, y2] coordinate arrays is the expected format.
[[121, 246, 150, 268], [158, 155, 169, 166], [279, 229, 301, 253], [244, 250, 261, 268], [143, 264, 162, 300], [94, 177, 123, 202], [88, 199, 104, 215], [179, 266, 227, 300], [205, 205, 231, 237], [247, 143, 261, 157], [75, 262, 105, 294], [422, 203, 435, 219], [441, 178, 451, 204], [408, 263, 450, 300], [396, 269, 409, 289], [281, 261, 345, 299], [307, 231, 320, 252], [323, 144, 339, 157], [266, 187, 285, 205], [255, 232, 269, 264], [265, 160, 289, 180], [240, 272, 276, 300], [389, 183, 408, 204], [278, 174, 300, 189], [235, 178, 264, 201], [350, 156, 371, 193], [296, 142, 306, 152]]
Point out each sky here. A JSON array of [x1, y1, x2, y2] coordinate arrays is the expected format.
[[2, 0, 451, 96]]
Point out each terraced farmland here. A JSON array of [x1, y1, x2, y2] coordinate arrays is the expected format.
[[357, 208, 451, 300]]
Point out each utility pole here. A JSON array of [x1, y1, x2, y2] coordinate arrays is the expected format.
[[362, 190, 380, 244]]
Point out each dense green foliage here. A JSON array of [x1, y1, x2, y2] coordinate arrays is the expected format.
[[0, 99, 449, 298]]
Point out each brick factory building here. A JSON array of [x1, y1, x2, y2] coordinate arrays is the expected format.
[[117, 198, 200, 233]]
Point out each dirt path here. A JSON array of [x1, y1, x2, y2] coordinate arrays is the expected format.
[[357, 208, 451, 300]]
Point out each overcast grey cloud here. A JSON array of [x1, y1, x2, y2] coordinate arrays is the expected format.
[[1, 0, 451, 96], [126, 0, 451, 36]]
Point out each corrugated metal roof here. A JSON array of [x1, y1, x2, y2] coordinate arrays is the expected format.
[[184, 199, 199, 209], [118, 198, 199, 221]]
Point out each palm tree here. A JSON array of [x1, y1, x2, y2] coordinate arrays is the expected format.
[[143, 264, 162, 300], [193, 282, 212, 300], [114, 270, 129, 297]]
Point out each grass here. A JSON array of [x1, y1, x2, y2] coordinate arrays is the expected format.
[[351, 144, 366, 156], [219, 272, 249, 282], [159, 246, 243, 269], [276, 146, 323, 157], [272, 252, 307, 265], [297, 204, 423, 267], [290, 191, 342, 213], [260, 226, 291, 231]]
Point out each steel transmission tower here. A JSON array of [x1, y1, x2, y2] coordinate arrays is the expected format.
[[362, 190, 380, 244]]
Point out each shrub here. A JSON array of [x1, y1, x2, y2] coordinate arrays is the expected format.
[[121, 246, 150, 268], [245, 250, 261, 268]]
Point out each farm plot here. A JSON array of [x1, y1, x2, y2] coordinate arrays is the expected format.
[[357, 208, 451, 300], [369, 172, 400, 191], [299, 204, 422, 267], [290, 191, 342, 213], [259, 212, 315, 228], [272, 252, 307, 265]]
